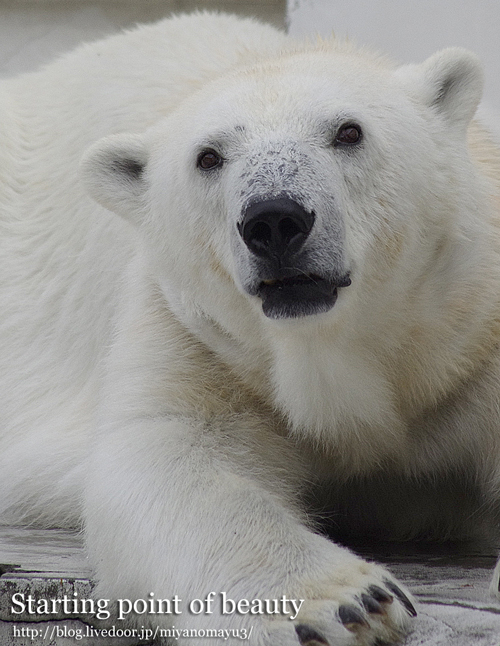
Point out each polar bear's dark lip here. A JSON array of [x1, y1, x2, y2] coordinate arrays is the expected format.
[[257, 274, 348, 319]]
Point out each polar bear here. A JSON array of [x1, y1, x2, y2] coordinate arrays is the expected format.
[[1, 9, 500, 646]]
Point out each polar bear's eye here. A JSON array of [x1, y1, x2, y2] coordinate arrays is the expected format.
[[197, 149, 223, 171], [335, 124, 362, 146]]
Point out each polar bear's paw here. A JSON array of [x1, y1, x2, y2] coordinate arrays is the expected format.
[[266, 567, 415, 646]]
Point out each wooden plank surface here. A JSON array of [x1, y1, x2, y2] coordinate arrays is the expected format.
[[1, 529, 500, 645]]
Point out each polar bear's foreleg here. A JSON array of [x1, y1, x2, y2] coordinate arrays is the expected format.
[[84, 415, 414, 646], [82, 271, 415, 645]]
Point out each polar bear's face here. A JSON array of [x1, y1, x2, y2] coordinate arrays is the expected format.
[[83, 46, 483, 325], [179, 70, 361, 320]]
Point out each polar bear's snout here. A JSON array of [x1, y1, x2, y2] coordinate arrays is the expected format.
[[238, 197, 314, 260], [236, 196, 351, 320], [226, 134, 352, 319]]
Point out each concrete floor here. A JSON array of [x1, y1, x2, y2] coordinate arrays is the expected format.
[[0, 0, 286, 78]]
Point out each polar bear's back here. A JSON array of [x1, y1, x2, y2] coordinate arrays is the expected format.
[[10, 13, 286, 140]]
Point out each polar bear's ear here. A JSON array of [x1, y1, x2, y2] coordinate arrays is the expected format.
[[395, 48, 483, 130], [81, 133, 149, 223]]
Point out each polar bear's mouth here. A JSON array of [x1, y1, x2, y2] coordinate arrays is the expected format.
[[257, 274, 348, 319], [260, 274, 321, 288]]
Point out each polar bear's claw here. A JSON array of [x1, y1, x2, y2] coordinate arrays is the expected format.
[[384, 580, 417, 617], [361, 593, 385, 615], [295, 624, 330, 645], [338, 604, 370, 629], [367, 585, 394, 606]]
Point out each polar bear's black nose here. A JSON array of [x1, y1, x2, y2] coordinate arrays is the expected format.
[[238, 198, 315, 259]]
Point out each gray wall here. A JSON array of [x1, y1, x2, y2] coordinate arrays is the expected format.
[[287, 0, 500, 120]]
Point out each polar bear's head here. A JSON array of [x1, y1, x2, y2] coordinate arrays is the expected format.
[[82, 45, 484, 327]]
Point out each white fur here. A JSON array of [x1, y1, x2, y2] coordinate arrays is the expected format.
[[1, 12, 500, 645]]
